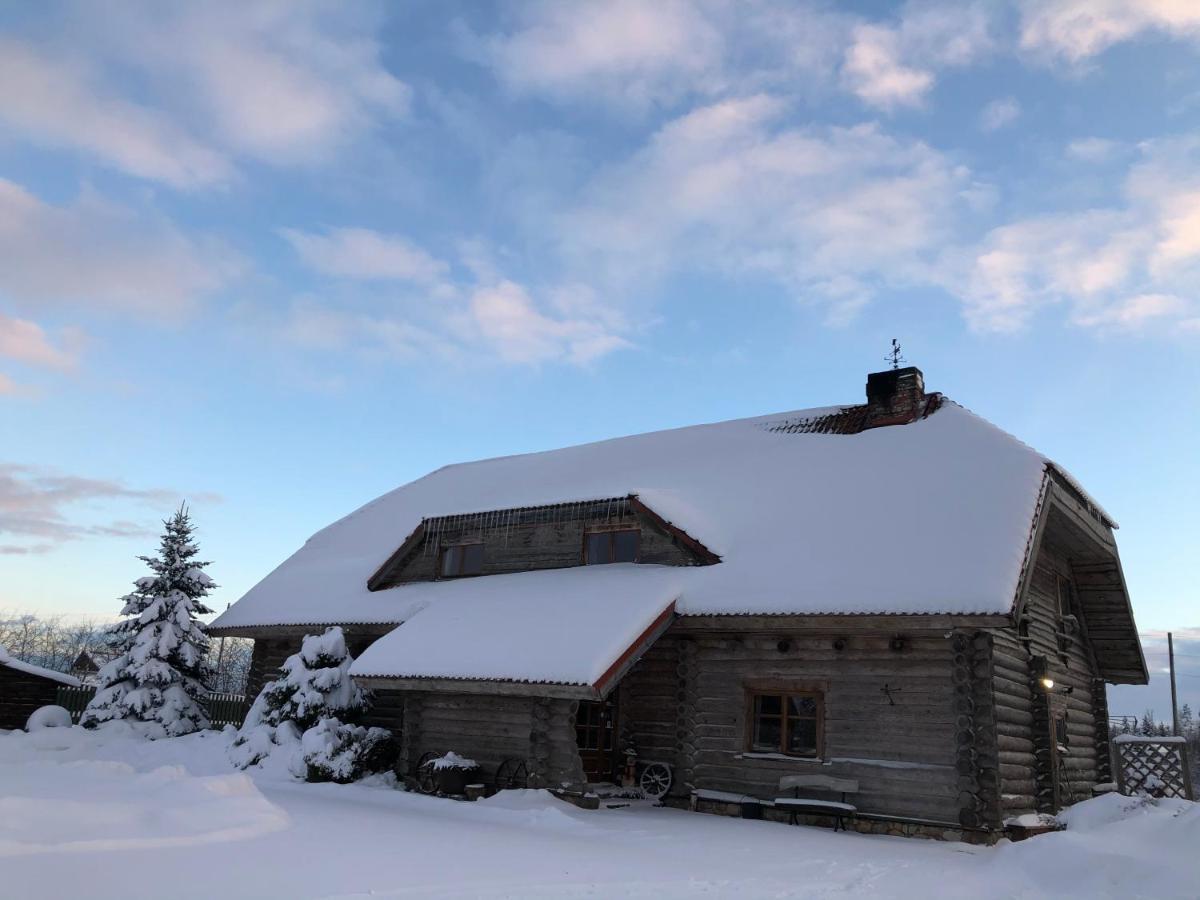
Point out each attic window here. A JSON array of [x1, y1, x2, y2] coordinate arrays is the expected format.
[[584, 529, 639, 565], [440, 543, 483, 578]]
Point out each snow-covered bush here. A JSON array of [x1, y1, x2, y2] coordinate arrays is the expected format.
[[257, 627, 367, 731], [230, 627, 395, 782], [301, 717, 396, 784], [80, 507, 215, 737], [26, 705, 72, 731]]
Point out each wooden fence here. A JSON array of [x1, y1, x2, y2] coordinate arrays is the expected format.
[[1113, 736, 1194, 800], [54, 685, 248, 728]]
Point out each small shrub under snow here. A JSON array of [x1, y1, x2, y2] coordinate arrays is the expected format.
[[302, 718, 396, 784], [26, 705, 72, 731]]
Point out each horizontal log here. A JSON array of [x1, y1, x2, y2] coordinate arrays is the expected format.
[[994, 706, 1035, 727], [997, 735, 1035, 754]]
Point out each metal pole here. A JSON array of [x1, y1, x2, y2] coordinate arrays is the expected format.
[[1169, 632, 1180, 736]]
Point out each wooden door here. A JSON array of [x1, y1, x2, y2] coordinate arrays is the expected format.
[[576, 699, 617, 783]]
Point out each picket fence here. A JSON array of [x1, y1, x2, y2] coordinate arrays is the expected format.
[[55, 685, 248, 728]]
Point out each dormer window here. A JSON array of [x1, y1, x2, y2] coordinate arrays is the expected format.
[[440, 543, 483, 578], [585, 529, 639, 565]]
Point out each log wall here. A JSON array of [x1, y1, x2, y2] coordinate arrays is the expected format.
[[0, 666, 62, 730], [402, 691, 585, 790], [989, 538, 1107, 815], [620, 628, 966, 823]]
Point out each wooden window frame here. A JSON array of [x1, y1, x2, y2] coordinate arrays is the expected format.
[[582, 527, 641, 565], [438, 542, 484, 579], [1055, 574, 1075, 620], [744, 688, 825, 758]]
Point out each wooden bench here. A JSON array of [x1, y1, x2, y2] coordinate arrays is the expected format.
[[774, 775, 859, 832]]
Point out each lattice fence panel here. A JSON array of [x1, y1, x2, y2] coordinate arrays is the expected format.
[[1114, 737, 1194, 800]]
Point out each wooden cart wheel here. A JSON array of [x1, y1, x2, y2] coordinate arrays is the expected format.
[[416, 751, 441, 794], [494, 758, 529, 790], [639, 762, 672, 799]]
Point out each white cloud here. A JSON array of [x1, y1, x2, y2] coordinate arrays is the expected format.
[[281, 228, 449, 285], [279, 277, 629, 369], [1067, 137, 1121, 162], [979, 97, 1021, 131], [1073, 293, 1193, 330], [842, 24, 935, 110], [281, 298, 459, 361], [1020, 0, 1200, 62], [0, 179, 238, 320], [474, 0, 726, 108], [949, 136, 1200, 333], [0, 2, 408, 186], [0, 39, 232, 189], [466, 280, 629, 365], [0, 315, 81, 372], [840, 3, 996, 111], [472, 1, 997, 114], [111, 2, 410, 164], [275, 229, 631, 368], [559, 95, 969, 321]]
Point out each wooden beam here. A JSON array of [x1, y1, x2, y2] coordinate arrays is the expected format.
[[352, 675, 597, 700], [593, 602, 677, 697], [207, 623, 398, 639], [629, 495, 721, 565], [366, 521, 427, 592], [672, 613, 1011, 634]]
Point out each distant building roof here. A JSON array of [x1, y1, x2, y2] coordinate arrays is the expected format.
[[0, 647, 81, 687]]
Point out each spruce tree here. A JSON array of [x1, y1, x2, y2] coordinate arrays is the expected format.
[[81, 506, 215, 736], [256, 627, 367, 731], [1139, 710, 1157, 736], [230, 627, 394, 781]]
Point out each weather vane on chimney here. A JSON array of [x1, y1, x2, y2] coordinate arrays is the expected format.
[[886, 339, 905, 370]]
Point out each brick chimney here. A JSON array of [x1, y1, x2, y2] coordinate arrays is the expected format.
[[863, 366, 927, 428]]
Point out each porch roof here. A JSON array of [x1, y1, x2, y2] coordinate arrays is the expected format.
[[349, 564, 680, 696]]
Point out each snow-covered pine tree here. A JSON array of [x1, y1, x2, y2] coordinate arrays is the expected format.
[[81, 506, 215, 737], [1139, 710, 1157, 736], [230, 627, 394, 780], [255, 626, 368, 731]]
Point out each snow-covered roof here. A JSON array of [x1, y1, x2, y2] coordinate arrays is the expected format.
[[212, 397, 1106, 635], [0, 646, 81, 686], [350, 565, 680, 690]]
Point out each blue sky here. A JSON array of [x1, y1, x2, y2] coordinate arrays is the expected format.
[[0, 2, 1197, 716]]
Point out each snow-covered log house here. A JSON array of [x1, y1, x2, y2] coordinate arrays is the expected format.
[[211, 366, 1147, 840]]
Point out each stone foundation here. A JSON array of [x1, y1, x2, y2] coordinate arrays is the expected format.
[[673, 795, 997, 844]]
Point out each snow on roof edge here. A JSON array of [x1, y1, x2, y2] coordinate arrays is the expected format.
[[354, 672, 589, 687], [0, 646, 82, 686], [208, 617, 403, 631], [940, 399, 1117, 530]]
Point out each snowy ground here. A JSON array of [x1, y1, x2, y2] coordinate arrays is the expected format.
[[1, 726, 1197, 899]]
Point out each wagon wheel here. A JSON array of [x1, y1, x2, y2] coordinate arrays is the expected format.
[[494, 757, 529, 790], [416, 751, 441, 794], [639, 762, 672, 800]]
